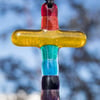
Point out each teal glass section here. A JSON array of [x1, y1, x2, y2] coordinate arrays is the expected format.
[[41, 45, 59, 75]]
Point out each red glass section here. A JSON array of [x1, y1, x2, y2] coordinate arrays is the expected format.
[[41, 3, 58, 16], [41, 3, 59, 30]]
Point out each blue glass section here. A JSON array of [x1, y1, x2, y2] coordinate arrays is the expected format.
[[42, 60, 58, 75]]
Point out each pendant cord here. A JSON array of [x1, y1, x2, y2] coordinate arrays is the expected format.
[[45, 0, 54, 8]]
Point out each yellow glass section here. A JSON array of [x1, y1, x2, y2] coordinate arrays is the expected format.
[[11, 30, 86, 48]]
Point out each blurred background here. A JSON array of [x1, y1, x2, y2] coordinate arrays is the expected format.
[[0, 0, 100, 100]]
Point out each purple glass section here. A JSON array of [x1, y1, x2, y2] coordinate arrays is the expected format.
[[41, 90, 60, 100]]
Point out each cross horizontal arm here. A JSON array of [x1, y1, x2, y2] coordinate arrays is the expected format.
[[12, 30, 86, 48]]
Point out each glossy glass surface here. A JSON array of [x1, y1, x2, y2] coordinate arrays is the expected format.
[[12, 30, 86, 48]]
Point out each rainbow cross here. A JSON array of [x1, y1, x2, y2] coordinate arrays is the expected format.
[[11, 0, 86, 100]]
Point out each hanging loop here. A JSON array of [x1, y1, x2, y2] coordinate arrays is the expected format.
[[45, 0, 54, 8]]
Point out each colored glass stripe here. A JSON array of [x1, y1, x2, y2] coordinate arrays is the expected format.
[[41, 90, 60, 100], [42, 76, 59, 90], [42, 60, 58, 75], [41, 45, 59, 75]]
